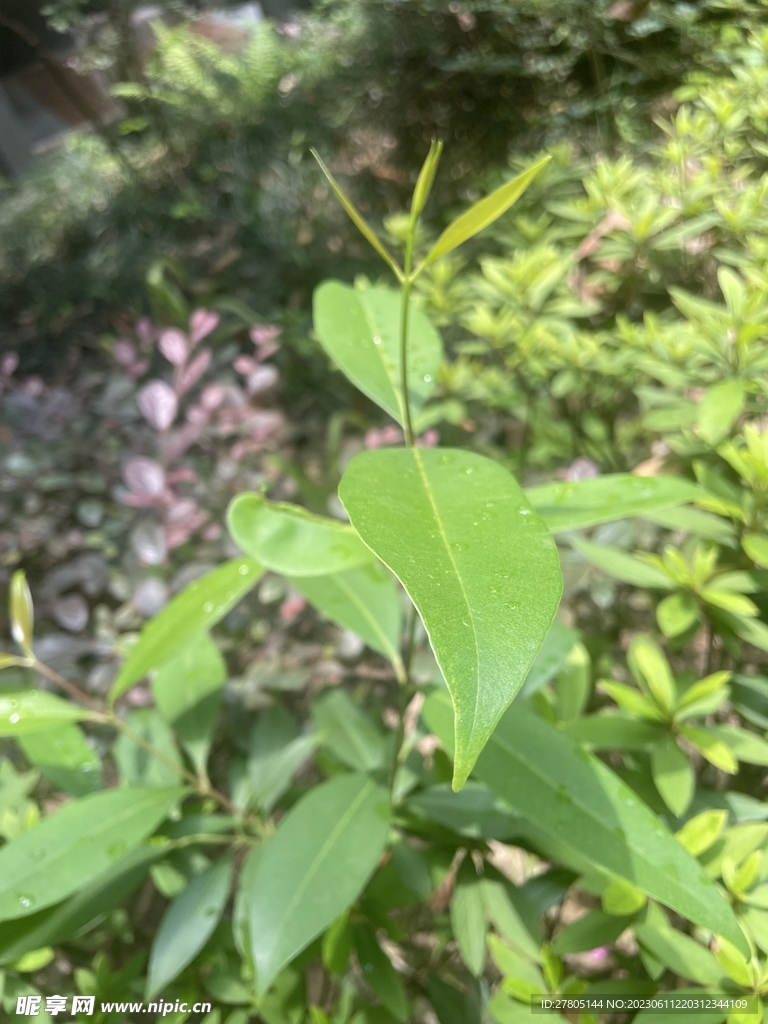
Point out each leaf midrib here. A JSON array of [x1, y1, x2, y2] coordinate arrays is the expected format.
[[487, 724, 716, 924], [412, 449, 482, 753], [1, 790, 176, 897], [259, 778, 377, 979], [359, 294, 404, 424]]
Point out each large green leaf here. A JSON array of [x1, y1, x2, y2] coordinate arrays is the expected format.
[[152, 633, 226, 774], [313, 281, 443, 426], [0, 786, 185, 920], [422, 689, 748, 955], [339, 447, 562, 789], [292, 562, 402, 666], [110, 558, 261, 701], [146, 853, 233, 998], [19, 724, 102, 796], [0, 844, 162, 965], [227, 493, 371, 576], [0, 691, 94, 735], [422, 156, 550, 267], [524, 475, 702, 533], [243, 773, 389, 994]]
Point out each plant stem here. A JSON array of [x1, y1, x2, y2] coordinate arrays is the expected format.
[[31, 658, 260, 829], [399, 231, 416, 447]]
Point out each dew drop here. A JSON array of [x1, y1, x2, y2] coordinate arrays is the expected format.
[[203, 602, 214, 613], [450, 542, 468, 552], [107, 841, 127, 860], [30, 849, 45, 862], [463, 467, 474, 475], [519, 509, 531, 516], [16, 894, 35, 909], [423, 374, 432, 383], [437, 453, 456, 466], [373, 336, 382, 346], [238, 564, 249, 575], [9, 713, 20, 724]]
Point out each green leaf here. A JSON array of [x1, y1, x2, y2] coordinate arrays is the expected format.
[[480, 870, 541, 961], [519, 623, 578, 698], [422, 690, 749, 955], [697, 381, 745, 446], [411, 140, 443, 220], [713, 936, 753, 987], [247, 707, 317, 814], [644, 506, 736, 544], [310, 149, 402, 280], [227, 493, 371, 577], [706, 725, 768, 767], [428, 977, 483, 1024], [293, 563, 403, 668], [354, 924, 410, 1022], [598, 681, 666, 722], [450, 859, 487, 976], [554, 642, 591, 723], [0, 844, 162, 965], [602, 879, 647, 915], [651, 739, 694, 817], [110, 558, 261, 702], [552, 909, 634, 955], [0, 786, 184, 920], [422, 157, 550, 267], [313, 282, 443, 426], [525, 475, 701, 533], [406, 782, 521, 841], [310, 689, 386, 772], [151, 633, 226, 775], [634, 921, 724, 987], [340, 448, 561, 789], [19, 724, 102, 796], [565, 713, 665, 749], [570, 538, 674, 589], [743, 533, 768, 568], [679, 726, 738, 773], [322, 912, 353, 975], [114, 709, 183, 787], [243, 773, 390, 994], [146, 854, 233, 998], [9, 571, 34, 656], [0, 691, 93, 736], [629, 635, 676, 713], [675, 810, 729, 857], [657, 592, 700, 638]]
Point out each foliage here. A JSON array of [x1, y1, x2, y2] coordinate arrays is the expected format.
[[6, 6, 768, 1024]]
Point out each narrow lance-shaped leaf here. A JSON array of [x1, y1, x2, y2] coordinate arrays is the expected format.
[[420, 156, 550, 269], [313, 282, 443, 427], [227, 493, 371, 577], [0, 786, 185, 920], [0, 691, 95, 736], [19, 724, 102, 796], [243, 773, 390, 994], [146, 853, 233, 998], [339, 448, 562, 789], [422, 689, 749, 956], [524, 475, 702, 533], [411, 140, 444, 220], [311, 149, 402, 280], [110, 558, 261, 703], [10, 570, 34, 656]]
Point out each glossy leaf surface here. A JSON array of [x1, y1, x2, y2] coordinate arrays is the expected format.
[[340, 447, 562, 788], [146, 854, 233, 998], [0, 691, 93, 736], [19, 724, 102, 796], [422, 156, 550, 266], [313, 282, 442, 426], [227, 493, 371, 576], [244, 773, 389, 994], [111, 558, 261, 701], [0, 786, 184, 920], [422, 689, 748, 954], [525, 475, 701, 532], [293, 563, 402, 665]]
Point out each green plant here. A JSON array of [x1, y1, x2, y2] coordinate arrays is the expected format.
[[4, 144, 768, 1024]]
